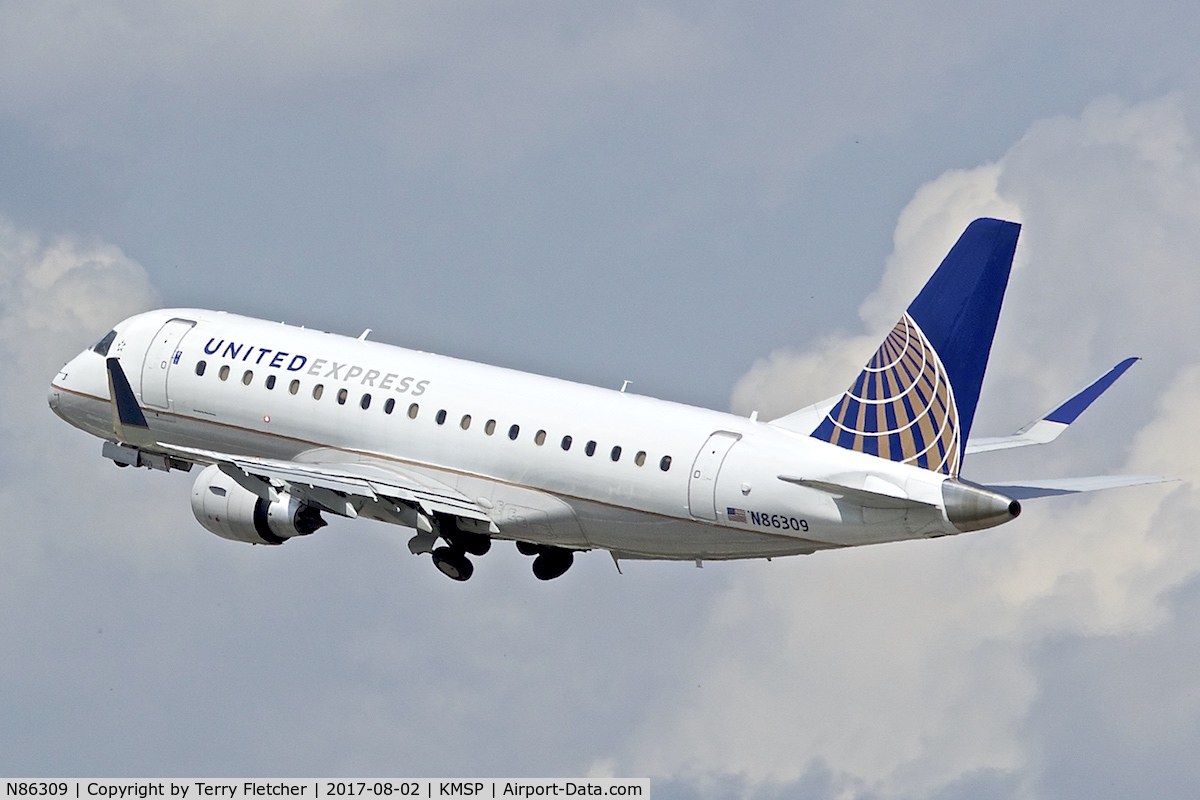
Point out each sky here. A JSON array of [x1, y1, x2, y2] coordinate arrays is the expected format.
[[2, 2, 1200, 797]]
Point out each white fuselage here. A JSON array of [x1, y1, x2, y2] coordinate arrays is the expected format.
[[50, 309, 963, 560]]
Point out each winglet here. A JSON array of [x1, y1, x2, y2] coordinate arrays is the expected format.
[[106, 357, 152, 444], [966, 357, 1140, 454]]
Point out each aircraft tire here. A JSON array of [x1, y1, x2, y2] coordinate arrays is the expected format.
[[515, 541, 540, 556], [462, 532, 492, 557], [432, 546, 474, 582], [532, 548, 573, 581], [447, 530, 491, 557]]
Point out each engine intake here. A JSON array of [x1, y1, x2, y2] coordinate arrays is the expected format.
[[190, 463, 326, 544]]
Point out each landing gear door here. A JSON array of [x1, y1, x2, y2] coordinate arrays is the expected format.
[[141, 318, 196, 410], [687, 431, 742, 521]]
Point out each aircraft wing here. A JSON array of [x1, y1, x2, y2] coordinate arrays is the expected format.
[[966, 357, 1139, 454], [103, 356, 496, 531], [168, 444, 498, 530]]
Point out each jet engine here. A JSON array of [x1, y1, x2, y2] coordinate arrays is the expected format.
[[190, 463, 326, 544]]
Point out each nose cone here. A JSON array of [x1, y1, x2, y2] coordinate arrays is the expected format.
[[942, 479, 1021, 532], [47, 356, 81, 416], [48, 349, 108, 424]]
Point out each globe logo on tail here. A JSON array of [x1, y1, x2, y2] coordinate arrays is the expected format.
[[812, 313, 962, 476]]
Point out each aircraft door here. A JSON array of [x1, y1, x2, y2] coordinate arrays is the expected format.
[[687, 431, 742, 521], [141, 318, 196, 409]]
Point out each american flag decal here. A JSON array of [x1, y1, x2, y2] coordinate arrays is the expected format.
[[727, 507, 746, 523]]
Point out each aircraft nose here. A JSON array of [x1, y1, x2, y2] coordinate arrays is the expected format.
[[48, 350, 89, 408], [48, 360, 74, 410]]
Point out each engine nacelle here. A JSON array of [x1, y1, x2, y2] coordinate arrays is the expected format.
[[190, 463, 327, 545]]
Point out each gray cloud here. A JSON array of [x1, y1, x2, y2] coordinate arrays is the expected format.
[[4, 3, 1200, 795]]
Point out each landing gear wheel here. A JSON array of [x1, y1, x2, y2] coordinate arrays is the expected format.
[[432, 546, 474, 582], [453, 531, 492, 557], [532, 548, 574, 581], [515, 541, 540, 556]]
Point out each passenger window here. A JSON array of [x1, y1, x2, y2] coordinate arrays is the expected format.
[[265, 375, 276, 390], [585, 440, 597, 457], [313, 384, 324, 400], [561, 435, 573, 451], [219, 365, 230, 381], [611, 445, 622, 462], [508, 424, 520, 440], [242, 370, 253, 386], [635, 451, 647, 467], [485, 420, 496, 436], [92, 330, 118, 356], [535, 430, 546, 446], [660, 455, 672, 471], [436, 409, 447, 425], [408, 403, 419, 419], [461, 415, 472, 430], [289, 380, 300, 395], [361, 393, 371, 410], [384, 398, 395, 415], [337, 388, 348, 405], [195, 360, 206, 377]]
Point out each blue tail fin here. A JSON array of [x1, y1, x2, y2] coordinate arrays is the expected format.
[[810, 218, 1021, 476]]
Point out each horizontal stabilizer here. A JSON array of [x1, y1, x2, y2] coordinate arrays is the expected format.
[[983, 474, 1172, 499], [967, 358, 1139, 454]]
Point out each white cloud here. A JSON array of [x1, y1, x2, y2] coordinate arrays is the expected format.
[[630, 94, 1200, 796], [0, 217, 156, 383], [0, 217, 168, 558], [733, 94, 1200, 448], [731, 164, 1024, 421]]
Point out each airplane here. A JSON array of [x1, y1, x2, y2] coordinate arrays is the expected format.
[[47, 218, 1166, 582]]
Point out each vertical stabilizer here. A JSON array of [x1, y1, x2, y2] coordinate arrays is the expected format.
[[810, 218, 1020, 476]]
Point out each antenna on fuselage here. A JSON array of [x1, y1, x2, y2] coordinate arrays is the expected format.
[[358, 329, 372, 341]]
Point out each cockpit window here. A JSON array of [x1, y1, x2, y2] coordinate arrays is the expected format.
[[92, 330, 117, 356]]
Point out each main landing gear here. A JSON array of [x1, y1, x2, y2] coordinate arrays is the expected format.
[[410, 514, 576, 582], [431, 546, 473, 581], [518, 542, 575, 581], [428, 528, 491, 583]]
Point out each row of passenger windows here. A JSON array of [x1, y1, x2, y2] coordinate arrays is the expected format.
[[194, 359, 674, 471]]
